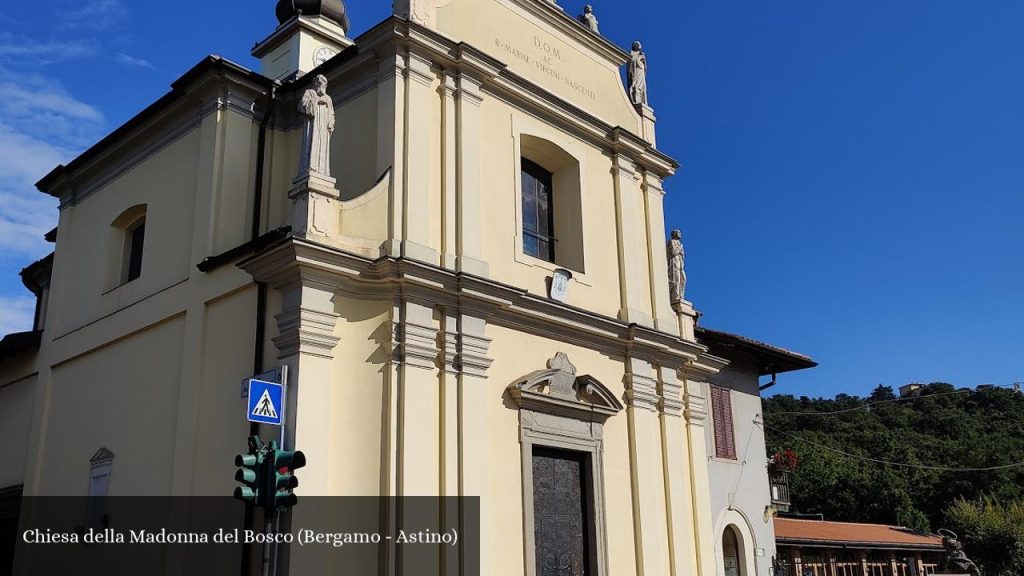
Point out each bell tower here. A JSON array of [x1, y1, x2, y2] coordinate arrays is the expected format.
[[252, 0, 354, 80]]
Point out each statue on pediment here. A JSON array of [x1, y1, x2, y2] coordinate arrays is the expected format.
[[298, 74, 335, 178], [668, 229, 686, 305], [578, 5, 599, 33], [628, 41, 648, 106]]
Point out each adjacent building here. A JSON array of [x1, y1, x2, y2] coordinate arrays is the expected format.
[[0, 1, 815, 575], [773, 518, 944, 576], [697, 329, 817, 576]]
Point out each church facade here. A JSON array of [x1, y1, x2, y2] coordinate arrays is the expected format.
[[0, 1, 814, 575]]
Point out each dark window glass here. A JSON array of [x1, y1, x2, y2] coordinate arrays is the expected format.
[[521, 158, 555, 262], [126, 219, 145, 283], [533, 447, 591, 576]]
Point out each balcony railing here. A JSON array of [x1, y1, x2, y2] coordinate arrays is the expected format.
[[775, 560, 939, 576], [769, 469, 792, 509]]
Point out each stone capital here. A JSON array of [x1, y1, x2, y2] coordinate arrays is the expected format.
[[391, 300, 439, 370], [273, 306, 341, 360], [684, 381, 709, 425], [624, 358, 659, 412], [658, 371, 685, 417]]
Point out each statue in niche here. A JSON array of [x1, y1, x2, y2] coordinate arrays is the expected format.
[[668, 229, 686, 305], [297, 74, 335, 178], [628, 41, 648, 106], [578, 5, 599, 33]]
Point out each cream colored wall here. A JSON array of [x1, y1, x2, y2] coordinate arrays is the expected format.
[[17, 88, 276, 499], [0, 372, 37, 489], [189, 287, 259, 496], [333, 88, 382, 202], [38, 316, 185, 495], [478, 100, 642, 321], [437, 0, 641, 132], [707, 360, 778, 576], [48, 128, 200, 337], [485, 324, 638, 576], [328, 295, 390, 496]]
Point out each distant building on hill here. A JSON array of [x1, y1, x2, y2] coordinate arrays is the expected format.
[[898, 383, 925, 397], [773, 517, 944, 576]]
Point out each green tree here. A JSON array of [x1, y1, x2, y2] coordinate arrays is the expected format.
[[764, 384, 1024, 532], [944, 497, 1024, 576]]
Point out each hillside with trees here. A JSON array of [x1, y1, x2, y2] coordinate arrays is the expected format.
[[763, 384, 1024, 533]]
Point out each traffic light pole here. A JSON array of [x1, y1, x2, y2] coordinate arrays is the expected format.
[[271, 366, 288, 576], [261, 514, 275, 576], [236, 366, 296, 576]]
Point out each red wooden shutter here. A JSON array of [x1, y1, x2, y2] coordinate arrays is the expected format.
[[711, 386, 737, 460]]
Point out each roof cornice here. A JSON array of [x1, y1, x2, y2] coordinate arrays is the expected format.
[[36, 56, 276, 200]]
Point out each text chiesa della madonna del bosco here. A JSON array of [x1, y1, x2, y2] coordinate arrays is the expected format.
[[22, 527, 459, 548]]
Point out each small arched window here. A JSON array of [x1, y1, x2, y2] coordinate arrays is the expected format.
[[111, 205, 147, 286]]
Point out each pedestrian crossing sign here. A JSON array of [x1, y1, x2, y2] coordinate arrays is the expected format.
[[247, 379, 284, 426]]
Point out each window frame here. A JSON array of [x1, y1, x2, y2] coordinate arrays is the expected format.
[[511, 121, 590, 280]]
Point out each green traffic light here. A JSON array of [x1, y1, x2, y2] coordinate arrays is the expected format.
[[233, 436, 266, 505], [264, 446, 306, 512]]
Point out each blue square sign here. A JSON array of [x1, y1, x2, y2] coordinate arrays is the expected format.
[[247, 379, 284, 426]]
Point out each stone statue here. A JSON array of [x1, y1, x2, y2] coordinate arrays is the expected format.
[[628, 41, 648, 106], [939, 530, 982, 576], [297, 74, 335, 178], [578, 5, 599, 33], [668, 229, 686, 306]]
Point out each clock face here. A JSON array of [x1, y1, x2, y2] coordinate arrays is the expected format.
[[314, 46, 338, 67]]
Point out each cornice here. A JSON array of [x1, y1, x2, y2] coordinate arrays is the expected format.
[[40, 57, 274, 205], [238, 238, 716, 371]]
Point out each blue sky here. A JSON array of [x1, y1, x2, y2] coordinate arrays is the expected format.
[[0, 0, 1021, 398]]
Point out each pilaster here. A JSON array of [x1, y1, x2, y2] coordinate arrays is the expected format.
[[642, 173, 677, 333], [390, 299, 441, 496], [683, 377, 717, 576], [455, 312, 492, 574], [624, 357, 670, 576], [613, 154, 654, 328], [657, 366, 699, 576], [637, 104, 657, 147], [455, 73, 489, 277], [441, 74, 459, 271], [377, 55, 405, 258], [272, 282, 341, 499], [675, 300, 698, 343], [400, 51, 439, 265]]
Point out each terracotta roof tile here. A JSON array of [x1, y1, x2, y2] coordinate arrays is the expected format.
[[774, 518, 943, 550]]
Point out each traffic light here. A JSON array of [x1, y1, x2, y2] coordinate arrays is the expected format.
[[266, 441, 306, 512], [234, 436, 265, 505]]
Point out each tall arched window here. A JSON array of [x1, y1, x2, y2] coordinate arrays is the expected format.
[[521, 158, 555, 263]]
